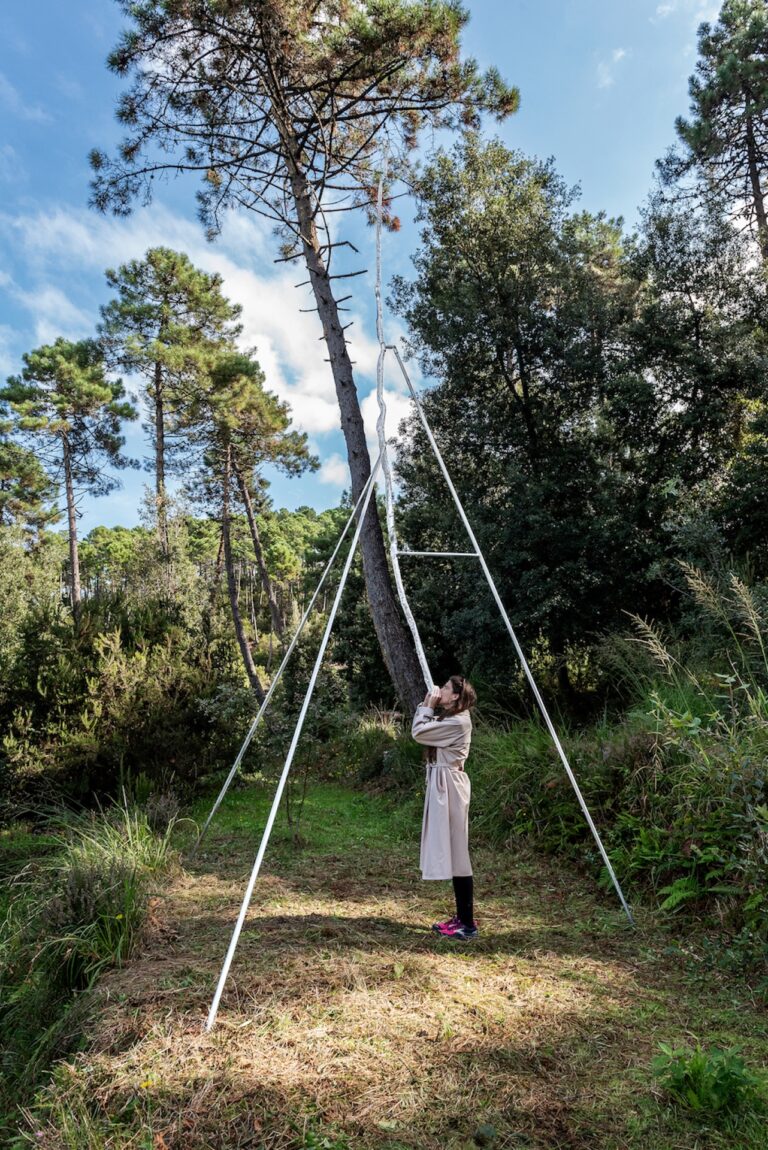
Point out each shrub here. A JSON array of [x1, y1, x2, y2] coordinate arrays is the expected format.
[[652, 1043, 764, 1115]]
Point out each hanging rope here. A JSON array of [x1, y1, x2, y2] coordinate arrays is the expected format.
[[375, 163, 433, 691]]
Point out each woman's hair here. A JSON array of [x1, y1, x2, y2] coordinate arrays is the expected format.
[[424, 675, 476, 763], [447, 674, 476, 715]]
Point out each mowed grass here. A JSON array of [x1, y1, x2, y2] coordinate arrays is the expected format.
[[15, 782, 768, 1150]]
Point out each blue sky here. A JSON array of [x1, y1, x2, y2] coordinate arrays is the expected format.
[[0, 0, 720, 532]]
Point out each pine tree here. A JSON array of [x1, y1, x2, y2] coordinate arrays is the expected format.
[[89, 0, 518, 710], [0, 416, 58, 534], [100, 247, 242, 554], [180, 347, 317, 695], [1, 339, 137, 624], [659, 0, 768, 262]]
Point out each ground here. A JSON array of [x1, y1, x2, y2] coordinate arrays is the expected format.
[[25, 784, 768, 1149]]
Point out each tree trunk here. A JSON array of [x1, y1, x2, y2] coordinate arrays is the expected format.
[[286, 160, 425, 711], [222, 444, 265, 701], [62, 434, 82, 626], [233, 459, 285, 640], [745, 112, 768, 265], [153, 358, 169, 555]]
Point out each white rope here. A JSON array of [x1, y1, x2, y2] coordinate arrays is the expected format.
[[389, 344, 633, 925], [191, 465, 381, 855], [375, 164, 433, 691], [205, 455, 382, 1031]]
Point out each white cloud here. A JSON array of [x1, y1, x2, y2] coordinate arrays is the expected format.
[[55, 74, 85, 102], [318, 453, 349, 486], [597, 48, 628, 90], [7, 282, 94, 345], [0, 71, 50, 122], [360, 379, 416, 465], [0, 202, 390, 441], [651, 0, 720, 23], [0, 325, 17, 377], [0, 145, 25, 184]]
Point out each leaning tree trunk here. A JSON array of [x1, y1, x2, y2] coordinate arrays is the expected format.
[[233, 459, 285, 642], [222, 444, 265, 701], [286, 157, 425, 711], [61, 434, 82, 627], [745, 111, 768, 266]]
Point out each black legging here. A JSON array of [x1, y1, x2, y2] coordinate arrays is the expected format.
[[452, 875, 474, 927]]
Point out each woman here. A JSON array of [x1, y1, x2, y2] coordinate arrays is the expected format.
[[412, 675, 478, 940]]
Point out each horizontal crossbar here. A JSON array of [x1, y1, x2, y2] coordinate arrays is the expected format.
[[396, 550, 479, 558]]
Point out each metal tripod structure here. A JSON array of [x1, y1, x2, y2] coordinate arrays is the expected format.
[[200, 176, 633, 1033]]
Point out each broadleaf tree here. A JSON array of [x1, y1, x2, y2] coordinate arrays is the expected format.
[[391, 137, 765, 694], [89, 0, 519, 709]]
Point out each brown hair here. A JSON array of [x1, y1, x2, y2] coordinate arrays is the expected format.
[[424, 675, 476, 763], [447, 674, 476, 715]]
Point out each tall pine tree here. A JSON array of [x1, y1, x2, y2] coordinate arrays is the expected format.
[[659, 0, 768, 262], [90, 0, 518, 709], [100, 247, 242, 554], [1, 339, 137, 625], [179, 347, 317, 695]]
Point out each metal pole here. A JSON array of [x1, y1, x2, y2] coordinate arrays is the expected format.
[[191, 465, 380, 856], [390, 345, 633, 925], [375, 169, 433, 690], [205, 457, 382, 1031]]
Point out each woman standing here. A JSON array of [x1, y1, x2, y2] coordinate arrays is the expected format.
[[412, 675, 478, 940]]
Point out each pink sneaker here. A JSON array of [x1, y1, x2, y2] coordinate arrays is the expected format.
[[431, 915, 460, 935], [434, 919, 479, 940]]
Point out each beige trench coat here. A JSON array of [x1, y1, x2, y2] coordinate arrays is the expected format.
[[411, 705, 473, 880]]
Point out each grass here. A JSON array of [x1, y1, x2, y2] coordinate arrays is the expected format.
[[9, 781, 768, 1149], [0, 803, 181, 1137]]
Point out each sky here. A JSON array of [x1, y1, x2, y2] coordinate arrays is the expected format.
[[0, 0, 721, 533]]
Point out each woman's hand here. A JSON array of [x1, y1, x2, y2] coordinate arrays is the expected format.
[[423, 687, 441, 708]]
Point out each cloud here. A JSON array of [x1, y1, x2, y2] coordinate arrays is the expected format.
[[0, 201, 389, 443], [4, 279, 94, 346], [318, 453, 350, 486], [0, 145, 26, 185], [0, 71, 50, 123], [597, 48, 628, 90], [55, 74, 85, 102], [0, 325, 17, 377], [651, 0, 720, 23]]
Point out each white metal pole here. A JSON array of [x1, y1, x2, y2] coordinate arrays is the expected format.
[[390, 345, 633, 925], [205, 457, 382, 1032], [375, 168, 433, 690], [191, 466, 380, 856]]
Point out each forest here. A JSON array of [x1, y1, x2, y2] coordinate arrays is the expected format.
[[2, 2, 768, 1148]]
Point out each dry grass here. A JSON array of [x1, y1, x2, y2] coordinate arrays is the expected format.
[[15, 786, 768, 1150]]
